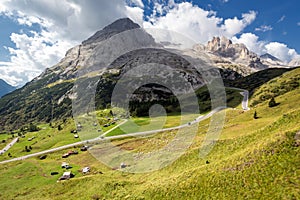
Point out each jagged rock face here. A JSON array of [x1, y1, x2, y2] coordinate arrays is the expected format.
[[206, 36, 250, 59], [206, 36, 232, 53], [205, 36, 267, 71], [108, 48, 205, 90]]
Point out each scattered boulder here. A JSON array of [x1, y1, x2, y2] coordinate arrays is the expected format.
[[120, 162, 127, 169], [50, 172, 59, 175], [82, 167, 90, 174], [81, 146, 88, 151], [61, 162, 69, 168], [39, 155, 47, 160], [62, 153, 69, 158]]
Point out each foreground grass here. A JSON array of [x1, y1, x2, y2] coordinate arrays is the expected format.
[[0, 109, 298, 199]]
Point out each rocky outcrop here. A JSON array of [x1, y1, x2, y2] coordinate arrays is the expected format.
[[205, 36, 267, 71]]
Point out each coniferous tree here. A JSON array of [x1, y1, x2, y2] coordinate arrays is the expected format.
[[268, 97, 278, 107], [254, 110, 258, 119]]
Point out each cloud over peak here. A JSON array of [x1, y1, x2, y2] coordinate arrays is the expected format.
[[144, 2, 256, 44], [233, 33, 298, 63]]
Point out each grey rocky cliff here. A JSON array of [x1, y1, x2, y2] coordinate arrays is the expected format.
[[205, 36, 267, 71]]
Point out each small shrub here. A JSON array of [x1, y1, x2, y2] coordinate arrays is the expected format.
[[253, 110, 259, 119], [268, 97, 279, 107]]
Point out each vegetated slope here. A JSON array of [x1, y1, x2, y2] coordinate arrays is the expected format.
[[0, 67, 299, 199], [224, 67, 295, 92], [0, 79, 15, 98], [0, 74, 74, 131], [250, 67, 300, 106]]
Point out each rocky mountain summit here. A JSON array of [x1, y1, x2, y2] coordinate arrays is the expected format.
[[205, 36, 266, 69], [260, 53, 281, 62], [37, 18, 143, 82], [82, 18, 140, 45], [192, 36, 290, 77]]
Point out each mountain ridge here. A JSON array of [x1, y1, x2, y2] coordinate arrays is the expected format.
[[0, 79, 15, 98]]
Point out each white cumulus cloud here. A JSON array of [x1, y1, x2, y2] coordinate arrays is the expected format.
[[265, 42, 298, 63], [144, 2, 256, 44], [0, 30, 74, 86], [222, 11, 257, 36], [232, 33, 265, 55], [255, 25, 273, 32], [233, 33, 299, 63]]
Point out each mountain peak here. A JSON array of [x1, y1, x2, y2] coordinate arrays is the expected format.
[[0, 79, 15, 98], [289, 56, 300, 67], [103, 18, 140, 31], [260, 53, 281, 62], [82, 18, 140, 45]]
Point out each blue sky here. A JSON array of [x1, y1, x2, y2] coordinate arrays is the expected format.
[[0, 0, 299, 86], [200, 0, 300, 51]]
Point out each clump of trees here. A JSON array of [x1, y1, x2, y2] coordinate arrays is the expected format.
[[19, 123, 40, 133], [58, 124, 63, 131], [29, 123, 40, 132]]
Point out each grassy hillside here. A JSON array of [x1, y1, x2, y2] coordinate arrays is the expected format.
[[0, 68, 299, 199], [225, 68, 294, 92], [250, 67, 300, 106]]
